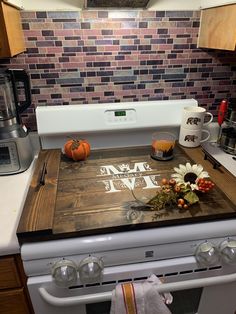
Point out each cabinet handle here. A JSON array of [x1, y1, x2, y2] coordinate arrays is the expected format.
[[39, 162, 47, 186], [202, 147, 221, 169], [39, 272, 236, 307]]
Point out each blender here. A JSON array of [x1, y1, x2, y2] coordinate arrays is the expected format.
[[0, 68, 33, 175]]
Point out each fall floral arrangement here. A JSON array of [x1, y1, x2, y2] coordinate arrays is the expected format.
[[146, 162, 215, 210]]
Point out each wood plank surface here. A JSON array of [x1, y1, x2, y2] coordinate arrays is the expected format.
[[53, 145, 236, 236], [17, 149, 61, 242], [17, 145, 236, 243], [198, 4, 236, 50]]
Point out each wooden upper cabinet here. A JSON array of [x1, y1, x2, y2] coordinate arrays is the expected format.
[[197, 4, 236, 51], [0, 1, 25, 58]]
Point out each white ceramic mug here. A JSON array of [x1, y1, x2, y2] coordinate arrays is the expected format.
[[181, 106, 213, 130], [179, 126, 210, 148]]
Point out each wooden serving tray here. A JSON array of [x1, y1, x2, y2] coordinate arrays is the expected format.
[[17, 145, 236, 243]]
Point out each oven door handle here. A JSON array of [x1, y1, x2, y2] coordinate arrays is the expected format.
[[39, 272, 236, 306]]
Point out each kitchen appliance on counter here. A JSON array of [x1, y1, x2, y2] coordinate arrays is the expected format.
[[218, 101, 236, 155], [201, 100, 236, 177], [19, 99, 236, 314], [0, 68, 33, 175], [201, 141, 236, 177]]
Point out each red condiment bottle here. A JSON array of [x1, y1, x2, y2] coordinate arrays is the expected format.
[[217, 99, 228, 145], [218, 99, 228, 126]]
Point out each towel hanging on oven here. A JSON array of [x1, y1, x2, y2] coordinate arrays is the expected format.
[[110, 274, 172, 314]]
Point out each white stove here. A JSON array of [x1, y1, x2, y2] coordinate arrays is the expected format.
[[201, 141, 236, 177], [21, 99, 236, 314]]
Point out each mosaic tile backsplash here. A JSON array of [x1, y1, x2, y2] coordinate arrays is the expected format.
[[0, 10, 235, 130]]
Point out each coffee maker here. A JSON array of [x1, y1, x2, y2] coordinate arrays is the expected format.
[[0, 68, 33, 175]]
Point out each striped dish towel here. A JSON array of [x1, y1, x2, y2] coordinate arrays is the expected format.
[[110, 274, 172, 314]]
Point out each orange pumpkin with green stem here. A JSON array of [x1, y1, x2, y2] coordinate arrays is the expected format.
[[64, 138, 90, 161]]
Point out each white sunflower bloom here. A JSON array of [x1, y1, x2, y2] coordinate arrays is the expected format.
[[171, 163, 209, 191]]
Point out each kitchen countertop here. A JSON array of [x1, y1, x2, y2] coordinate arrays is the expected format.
[[0, 133, 40, 256]]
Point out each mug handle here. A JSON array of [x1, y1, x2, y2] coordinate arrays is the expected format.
[[203, 112, 213, 126], [200, 130, 210, 143]]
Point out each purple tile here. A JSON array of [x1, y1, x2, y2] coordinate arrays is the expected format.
[[156, 12, 165, 17], [81, 22, 91, 29], [98, 11, 108, 18], [42, 30, 54, 36], [36, 12, 47, 18]]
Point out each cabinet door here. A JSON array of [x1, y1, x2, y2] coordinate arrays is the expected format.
[[0, 288, 31, 314], [0, 1, 25, 57], [198, 4, 236, 50], [0, 257, 21, 290]]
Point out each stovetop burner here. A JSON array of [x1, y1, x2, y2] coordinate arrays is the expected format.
[[201, 141, 236, 177]]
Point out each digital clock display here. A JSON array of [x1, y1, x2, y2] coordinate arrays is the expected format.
[[115, 111, 126, 117]]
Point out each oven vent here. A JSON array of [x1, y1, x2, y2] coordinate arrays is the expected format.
[[85, 282, 101, 287], [118, 278, 132, 283], [179, 270, 193, 275], [102, 280, 117, 286], [208, 265, 222, 271], [69, 265, 223, 290], [193, 268, 207, 273], [164, 272, 179, 277], [84, 0, 149, 9]]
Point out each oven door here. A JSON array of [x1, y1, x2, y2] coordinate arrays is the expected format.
[[27, 256, 236, 314]]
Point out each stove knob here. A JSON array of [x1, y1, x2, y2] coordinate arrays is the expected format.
[[195, 241, 220, 266], [52, 259, 77, 288], [219, 239, 236, 264], [78, 256, 104, 284]]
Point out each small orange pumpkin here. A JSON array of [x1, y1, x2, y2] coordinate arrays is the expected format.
[[64, 138, 91, 161]]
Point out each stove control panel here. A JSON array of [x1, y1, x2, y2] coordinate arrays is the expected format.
[[219, 239, 236, 264], [51, 256, 104, 287], [78, 256, 104, 284], [195, 238, 236, 266], [22, 233, 236, 277], [105, 109, 136, 124], [51, 259, 77, 288], [195, 241, 220, 266]]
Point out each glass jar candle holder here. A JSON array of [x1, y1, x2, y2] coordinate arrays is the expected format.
[[151, 132, 176, 161]]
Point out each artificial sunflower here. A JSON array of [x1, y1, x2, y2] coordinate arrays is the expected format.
[[171, 162, 209, 191]]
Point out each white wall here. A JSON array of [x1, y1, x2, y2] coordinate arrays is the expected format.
[[22, 0, 84, 11], [19, 0, 236, 11], [200, 0, 236, 9], [4, 0, 23, 9], [147, 0, 200, 10], [21, 0, 201, 11]]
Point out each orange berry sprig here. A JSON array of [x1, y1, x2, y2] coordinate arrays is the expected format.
[[161, 178, 189, 209]]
